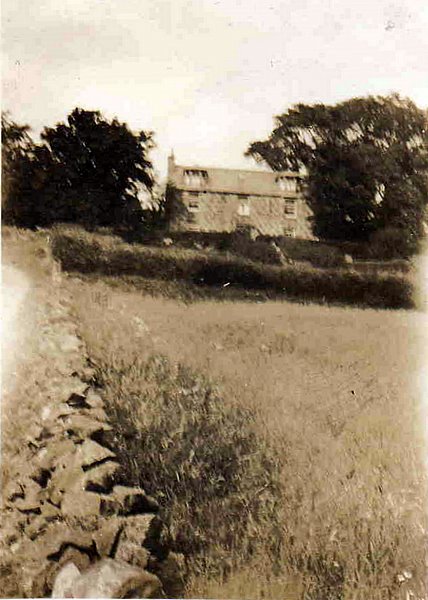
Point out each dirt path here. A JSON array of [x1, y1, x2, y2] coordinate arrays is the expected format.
[[1, 264, 33, 395]]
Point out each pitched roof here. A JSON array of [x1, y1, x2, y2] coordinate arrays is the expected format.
[[171, 164, 301, 197]]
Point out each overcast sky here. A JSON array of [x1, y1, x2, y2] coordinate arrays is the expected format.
[[3, 0, 428, 179]]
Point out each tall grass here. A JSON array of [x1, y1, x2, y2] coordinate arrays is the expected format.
[[93, 355, 283, 573], [68, 275, 428, 599]]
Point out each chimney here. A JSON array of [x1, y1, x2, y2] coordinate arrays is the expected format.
[[167, 150, 175, 180]]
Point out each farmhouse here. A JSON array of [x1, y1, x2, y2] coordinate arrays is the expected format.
[[166, 152, 314, 239]]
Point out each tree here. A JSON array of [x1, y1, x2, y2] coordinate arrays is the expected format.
[[246, 95, 428, 250], [1, 112, 34, 222], [2, 108, 156, 229]]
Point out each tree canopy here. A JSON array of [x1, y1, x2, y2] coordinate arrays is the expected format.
[[1, 112, 34, 216], [246, 94, 428, 247], [2, 108, 156, 229]]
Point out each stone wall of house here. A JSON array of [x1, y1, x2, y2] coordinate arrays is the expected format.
[[169, 190, 313, 238]]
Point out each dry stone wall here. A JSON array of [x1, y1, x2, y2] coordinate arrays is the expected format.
[[1, 266, 184, 598]]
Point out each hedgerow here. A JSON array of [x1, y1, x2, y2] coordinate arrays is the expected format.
[[51, 226, 415, 309]]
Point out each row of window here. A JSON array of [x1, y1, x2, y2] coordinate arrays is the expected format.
[[183, 169, 298, 192], [186, 198, 297, 217], [185, 212, 296, 237]]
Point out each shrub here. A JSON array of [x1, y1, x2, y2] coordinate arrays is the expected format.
[[368, 227, 420, 259], [228, 233, 282, 266], [96, 355, 283, 573], [51, 227, 415, 309], [271, 237, 346, 268]]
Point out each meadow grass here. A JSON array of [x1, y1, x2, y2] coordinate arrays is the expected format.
[[67, 272, 428, 599]]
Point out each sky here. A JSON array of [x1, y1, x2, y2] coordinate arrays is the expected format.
[[2, 0, 428, 180]]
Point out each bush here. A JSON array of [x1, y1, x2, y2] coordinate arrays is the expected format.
[[268, 237, 344, 268], [228, 233, 282, 266], [368, 227, 420, 260], [139, 230, 347, 268], [96, 355, 283, 573], [51, 227, 415, 309]]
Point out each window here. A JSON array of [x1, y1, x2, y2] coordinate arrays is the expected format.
[[277, 176, 297, 193], [284, 226, 296, 238], [184, 169, 209, 187], [284, 199, 297, 217], [237, 203, 251, 216], [188, 201, 200, 213]]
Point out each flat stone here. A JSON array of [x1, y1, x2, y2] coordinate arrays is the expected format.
[[75, 439, 116, 469], [24, 515, 49, 540], [14, 493, 42, 514], [71, 558, 161, 598], [84, 406, 109, 422], [56, 362, 76, 377], [4, 480, 24, 502], [115, 540, 150, 570], [48, 403, 76, 421], [48, 459, 85, 503], [56, 546, 91, 574], [85, 389, 104, 409], [57, 377, 89, 405], [38, 438, 77, 471], [116, 514, 163, 556], [84, 460, 120, 493], [59, 334, 82, 353], [41, 501, 61, 520], [61, 488, 102, 518], [93, 518, 123, 557], [62, 414, 112, 440], [41, 405, 52, 420], [0, 520, 19, 546], [47, 547, 92, 594], [35, 522, 93, 558], [26, 423, 55, 445], [100, 486, 159, 517], [51, 562, 81, 598]]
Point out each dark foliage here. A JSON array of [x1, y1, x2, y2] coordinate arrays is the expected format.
[[1, 112, 35, 224], [51, 227, 415, 309], [2, 108, 155, 230], [246, 94, 428, 248]]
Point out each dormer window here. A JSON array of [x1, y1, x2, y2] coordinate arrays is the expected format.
[[277, 176, 297, 193], [284, 199, 297, 217], [184, 169, 209, 187]]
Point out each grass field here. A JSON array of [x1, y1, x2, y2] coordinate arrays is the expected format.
[[67, 270, 428, 599]]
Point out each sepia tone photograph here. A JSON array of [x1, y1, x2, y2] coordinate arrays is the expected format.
[[1, 1, 428, 598]]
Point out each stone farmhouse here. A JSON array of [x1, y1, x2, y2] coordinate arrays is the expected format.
[[166, 152, 313, 239]]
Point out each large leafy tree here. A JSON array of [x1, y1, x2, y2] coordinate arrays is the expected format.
[[1, 112, 34, 222], [2, 108, 156, 229], [246, 95, 428, 246]]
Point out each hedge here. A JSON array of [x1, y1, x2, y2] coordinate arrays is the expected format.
[[51, 227, 415, 310]]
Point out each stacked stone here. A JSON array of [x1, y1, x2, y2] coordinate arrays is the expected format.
[[3, 377, 183, 598], [2, 369, 185, 598]]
